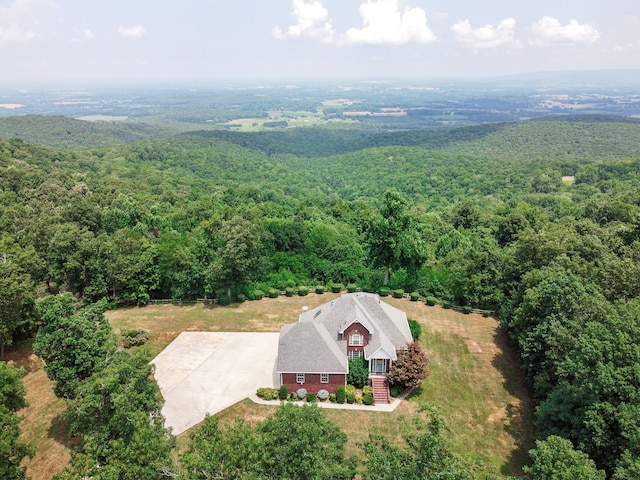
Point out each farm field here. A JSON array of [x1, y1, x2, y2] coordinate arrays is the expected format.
[[10, 294, 534, 479]]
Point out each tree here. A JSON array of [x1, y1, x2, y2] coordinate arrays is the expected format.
[[0, 363, 32, 480], [361, 405, 474, 480], [365, 189, 425, 286], [0, 362, 27, 412], [181, 415, 259, 480], [0, 241, 37, 359], [206, 216, 266, 297], [257, 404, 356, 480], [387, 341, 429, 390], [33, 295, 116, 398], [347, 356, 369, 389], [524, 436, 605, 480], [59, 348, 175, 480]]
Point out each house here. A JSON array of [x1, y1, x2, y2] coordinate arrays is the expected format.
[[276, 292, 413, 403]]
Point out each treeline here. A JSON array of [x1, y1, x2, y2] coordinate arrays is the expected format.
[[2, 117, 640, 477]]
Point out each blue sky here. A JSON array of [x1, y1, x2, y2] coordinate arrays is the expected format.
[[1, 0, 639, 83]]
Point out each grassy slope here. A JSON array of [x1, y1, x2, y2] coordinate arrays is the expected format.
[[108, 295, 534, 478], [10, 295, 532, 479]]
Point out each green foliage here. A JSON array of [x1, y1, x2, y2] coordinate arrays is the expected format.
[[362, 385, 373, 396], [278, 384, 288, 401], [217, 294, 232, 305], [425, 296, 437, 306], [60, 348, 175, 479], [462, 305, 472, 314], [285, 286, 296, 296], [252, 289, 264, 300], [410, 291, 420, 301], [298, 286, 309, 296], [378, 286, 390, 297], [393, 288, 405, 298], [408, 318, 422, 340], [361, 405, 476, 479], [331, 283, 343, 293], [120, 328, 149, 348], [388, 341, 429, 390], [363, 394, 374, 405], [33, 295, 117, 399], [336, 385, 346, 404], [346, 283, 358, 293], [315, 285, 325, 294], [347, 356, 369, 389], [306, 393, 317, 403], [236, 293, 246, 302], [0, 363, 32, 480], [524, 436, 605, 480], [257, 404, 356, 480], [267, 288, 280, 298]]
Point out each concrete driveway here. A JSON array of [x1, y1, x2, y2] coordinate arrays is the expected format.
[[151, 332, 280, 435]]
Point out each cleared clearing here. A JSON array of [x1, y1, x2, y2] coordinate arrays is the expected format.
[[10, 294, 534, 479]]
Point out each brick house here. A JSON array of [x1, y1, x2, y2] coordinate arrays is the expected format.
[[276, 293, 413, 403]]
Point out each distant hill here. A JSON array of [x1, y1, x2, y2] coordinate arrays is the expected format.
[[0, 115, 179, 149]]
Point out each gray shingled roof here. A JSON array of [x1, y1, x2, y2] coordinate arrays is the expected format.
[[277, 293, 411, 374]]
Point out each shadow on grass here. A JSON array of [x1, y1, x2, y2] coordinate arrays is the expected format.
[[3, 339, 42, 372], [48, 414, 80, 450], [491, 326, 536, 476]]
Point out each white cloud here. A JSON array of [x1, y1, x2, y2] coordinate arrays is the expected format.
[[530, 17, 601, 46], [273, 0, 334, 42], [119, 25, 146, 38], [0, 24, 36, 45], [343, 0, 436, 46], [451, 18, 519, 49], [71, 28, 94, 43]]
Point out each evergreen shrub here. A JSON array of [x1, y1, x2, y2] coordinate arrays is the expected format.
[[253, 290, 264, 300], [379, 287, 390, 297], [298, 286, 309, 296], [393, 289, 404, 298], [278, 385, 289, 400], [363, 394, 374, 405], [331, 283, 343, 293], [346, 283, 358, 293], [425, 296, 437, 306], [336, 386, 346, 404], [285, 287, 296, 297], [410, 292, 420, 301], [268, 288, 280, 298], [217, 295, 232, 306], [315, 285, 325, 294]]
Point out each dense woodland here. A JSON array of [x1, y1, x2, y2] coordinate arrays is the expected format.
[[2, 114, 640, 478]]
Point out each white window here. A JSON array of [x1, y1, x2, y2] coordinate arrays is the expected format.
[[320, 373, 329, 383], [296, 373, 305, 383], [348, 350, 363, 360], [349, 332, 364, 346]]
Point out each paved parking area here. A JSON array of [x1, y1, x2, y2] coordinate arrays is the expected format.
[[152, 332, 280, 435]]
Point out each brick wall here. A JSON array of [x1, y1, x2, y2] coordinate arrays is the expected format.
[[280, 372, 346, 395]]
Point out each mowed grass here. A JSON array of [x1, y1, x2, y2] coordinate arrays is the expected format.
[[12, 293, 534, 479]]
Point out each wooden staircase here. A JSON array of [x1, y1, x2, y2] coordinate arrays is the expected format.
[[371, 377, 391, 404]]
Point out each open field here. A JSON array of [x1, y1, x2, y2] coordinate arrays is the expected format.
[[10, 293, 534, 479]]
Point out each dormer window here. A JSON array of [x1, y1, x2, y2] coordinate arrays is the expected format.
[[349, 332, 364, 346]]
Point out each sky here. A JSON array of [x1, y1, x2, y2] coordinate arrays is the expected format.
[[1, 0, 640, 84]]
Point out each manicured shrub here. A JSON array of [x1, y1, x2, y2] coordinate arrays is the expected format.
[[268, 288, 280, 298], [425, 296, 437, 306], [306, 393, 317, 403], [408, 319, 422, 340], [346, 283, 358, 293], [278, 384, 289, 400], [345, 384, 355, 395], [410, 291, 420, 301], [346, 393, 355, 404], [336, 385, 346, 404], [329, 393, 337, 403], [121, 328, 149, 348], [378, 286, 390, 297], [253, 290, 264, 300], [298, 286, 309, 296], [315, 285, 325, 294], [363, 394, 374, 405], [317, 389, 329, 401], [217, 295, 232, 306], [463, 305, 473, 314], [236, 293, 246, 303], [390, 386, 400, 398], [296, 388, 307, 399], [442, 300, 452, 309], [363, 385, 373, 396], [331, 283, 343, 293], [285, 287, 296, 297], [482, 310, 491, 317], [354, 391, 363, 404], [257, 387, 277, 400], [393, 289, 404, 298]]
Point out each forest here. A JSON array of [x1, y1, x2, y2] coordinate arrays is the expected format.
[[1, 113, 640, 479]]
